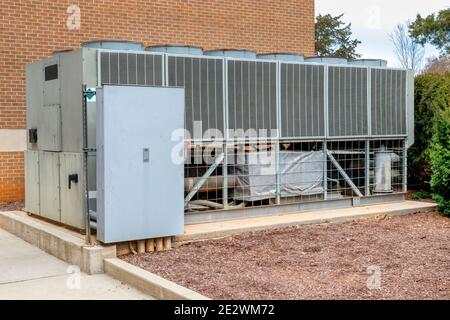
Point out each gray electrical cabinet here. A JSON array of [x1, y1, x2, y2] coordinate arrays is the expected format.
[[96, 85, 185, 243]]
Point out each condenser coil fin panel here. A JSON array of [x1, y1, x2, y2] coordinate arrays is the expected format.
[[371, 69, 407, 136], [280, 63, 325, 138], [227, 60, 277, 138], [96, 85, 185, 243], [328, 66, 368, 137], [167, 56, 224, 139], [99, 52, 163, 86]]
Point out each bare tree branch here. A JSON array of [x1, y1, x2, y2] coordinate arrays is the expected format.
[[390, 23, 425, 73]]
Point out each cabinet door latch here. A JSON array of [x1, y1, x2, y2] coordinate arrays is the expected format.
[[68, 174, 79, 189]]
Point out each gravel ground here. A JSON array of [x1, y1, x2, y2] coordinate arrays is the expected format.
[[0, 201, 24, 212], [123, 212, 450, 300]]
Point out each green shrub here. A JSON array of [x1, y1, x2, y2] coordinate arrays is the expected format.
[[430, 108, 450, 216], [409, 73, 450, 189], [412, 191, 432, 200]]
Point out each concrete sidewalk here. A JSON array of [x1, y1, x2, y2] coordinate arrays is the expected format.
[[0, 228, 153, 300]]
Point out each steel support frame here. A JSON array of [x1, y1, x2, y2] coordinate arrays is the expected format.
[[82, 85, 92, 245], [184, 153, 225, 206], [222, 58, 229, 209], [402, 139, 408, 193], [327, 150, 364, 197], [275, 61, 282, 205], [365, 140, 371, 196]]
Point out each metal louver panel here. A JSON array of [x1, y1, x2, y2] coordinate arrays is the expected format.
[[280, 63, 325, 138], [328, 66, 368, 137], [100, 52, 163, 86], [371, 69, 406, 135], [167, 56, 224, 139], [227, 60, 277, 138]]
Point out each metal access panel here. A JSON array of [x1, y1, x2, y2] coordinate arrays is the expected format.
[[60, 49, 84, 153], [371, 68, 407, 136], [280, 63, 325, 138], [38, 151, 61, 221], [328, 66, 368, 137], [39, 57, 63, 151], [26, 61, 43, 151], [96, 85, 185, 243], [60, 153, 84, 229], [167, 55, 224, 139], [37, 104, 62, 151], [25, 150, 40, 214], [227, 60, 278, 138]]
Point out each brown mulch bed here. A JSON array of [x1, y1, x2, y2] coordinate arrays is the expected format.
[[0, 201, 24, 212], [123, 212, 450, 300]]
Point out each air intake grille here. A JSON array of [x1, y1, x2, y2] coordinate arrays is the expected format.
[[100, 52, 163, 86], [227, 60, 277, 137], [168, 56, 224, 138], [280, 63, 325, 138], [328, 66, 368, 137], [371, 69, 406, 135]]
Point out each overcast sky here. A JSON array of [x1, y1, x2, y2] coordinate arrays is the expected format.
[[315, 0, 449, 67]]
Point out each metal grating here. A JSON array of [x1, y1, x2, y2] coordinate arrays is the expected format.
[[280, 63, 325, 138], [227, 60, 277, 138], [328, 66, 368, 137], [371, 69, 406, 136], [168, 56, 224, 139], [100, 52, 163, 86]]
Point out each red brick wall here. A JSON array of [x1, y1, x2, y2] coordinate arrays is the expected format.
[[0, 152, 24, 202], [0, 0, 315, 202]]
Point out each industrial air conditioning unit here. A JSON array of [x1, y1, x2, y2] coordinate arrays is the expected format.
[[25, 41, 415, 242]]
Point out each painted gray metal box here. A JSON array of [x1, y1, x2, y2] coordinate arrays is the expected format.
[[96, 85, 185, 243]]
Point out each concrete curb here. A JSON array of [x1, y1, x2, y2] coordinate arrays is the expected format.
[[0, 211, 116, 274], [175, 201, 437, 243], [104, 258, 210, 300]]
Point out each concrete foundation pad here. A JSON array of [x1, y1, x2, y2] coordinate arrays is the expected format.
[[0, 211, 116, 274], [104, 258, 209, 300], [175, 201, 437, 243]]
